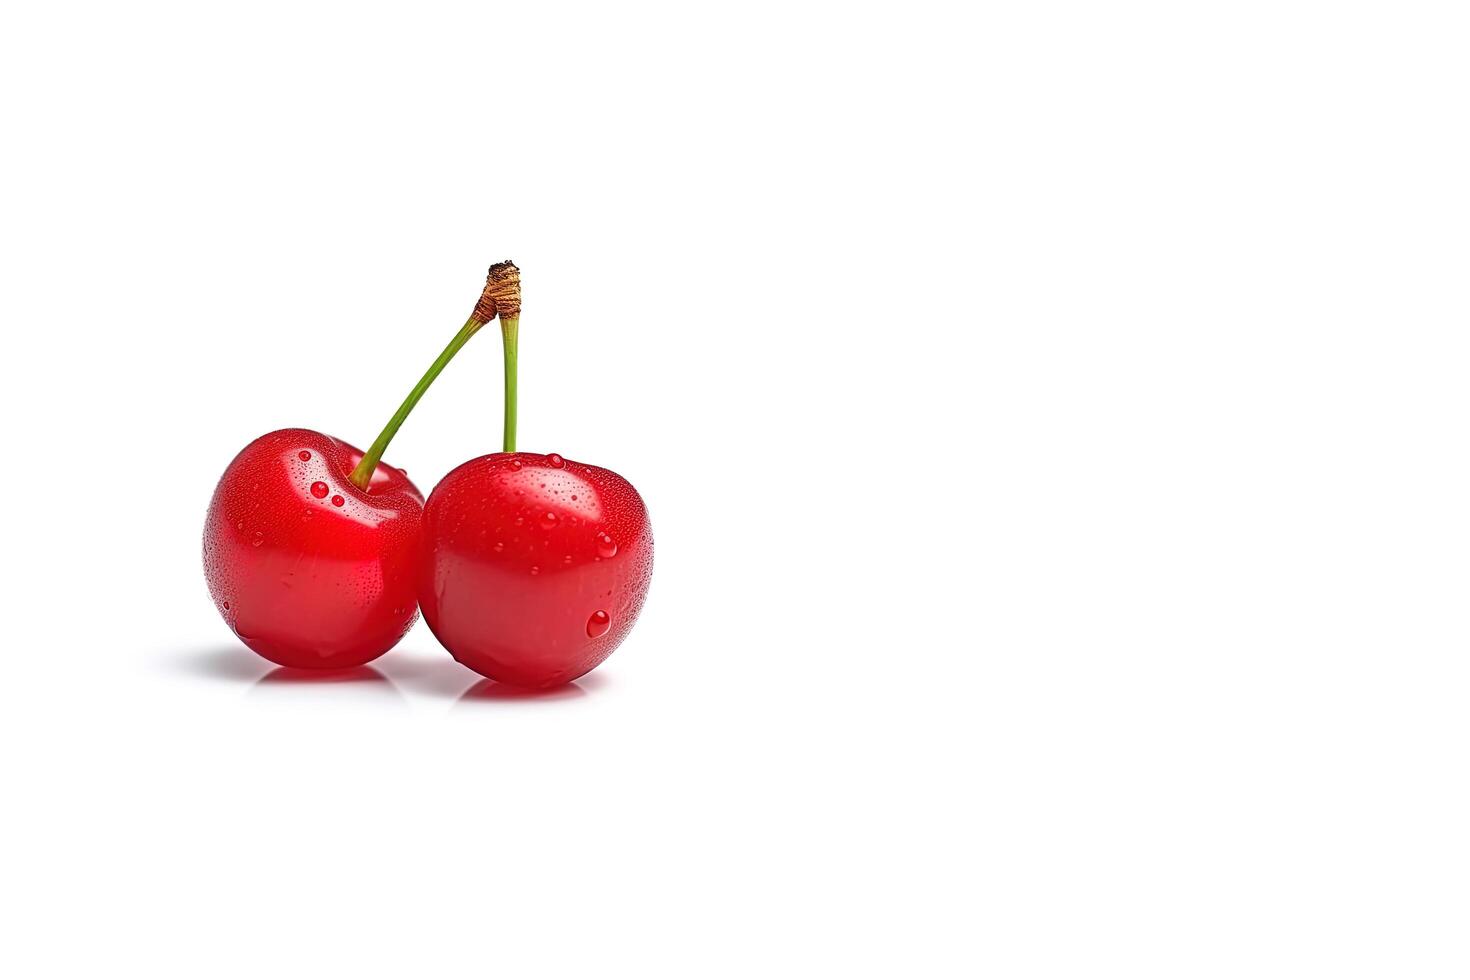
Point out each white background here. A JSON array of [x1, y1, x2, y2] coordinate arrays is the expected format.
[[1, 1, 1467, 976]]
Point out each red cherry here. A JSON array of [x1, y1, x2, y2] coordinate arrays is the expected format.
[[200, 263, 523, 668], [418, 452, 654, 688], [203, 428, 424, 669]]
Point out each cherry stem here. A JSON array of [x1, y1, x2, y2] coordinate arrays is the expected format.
[[501, 316, 518, 453], [349, 315, 486, 489]]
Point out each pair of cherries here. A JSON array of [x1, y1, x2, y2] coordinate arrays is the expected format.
[[202, 263, 653, 688]]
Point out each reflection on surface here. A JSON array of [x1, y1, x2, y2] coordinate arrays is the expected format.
[[457, 678, 588, 702], [172, 645, 405, 703], [257, 665, 390, 684], [249, 662, 404, 704], [171, 644, 610, 705], [456, 670, 610, 705]]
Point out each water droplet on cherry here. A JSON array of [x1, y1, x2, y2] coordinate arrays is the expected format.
[[510, 459, 523, 469], [586, 610, 611, 638], [331, 495, 345, 507], [548, 453, 565, 468], [311, 481, 329, 499], [298, 450, 311, 461], [529, 565, 540, 576], [596, 533, 618, 558], [540, 511, 559, 529]]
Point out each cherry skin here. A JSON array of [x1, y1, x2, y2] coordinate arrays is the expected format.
[[203, 428, 424, 669], [419, 452, 654, 688]]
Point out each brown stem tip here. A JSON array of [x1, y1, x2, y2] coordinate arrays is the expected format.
[[472, 260, 521, 322]]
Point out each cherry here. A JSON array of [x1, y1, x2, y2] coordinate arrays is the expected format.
[[417, 262, 655, 687], [203, 429, 424, 668], [202, 265, 514, 668], [419, 451, 654, 687]]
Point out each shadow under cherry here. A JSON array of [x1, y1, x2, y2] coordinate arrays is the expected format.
[[170, 643, 610, 705]]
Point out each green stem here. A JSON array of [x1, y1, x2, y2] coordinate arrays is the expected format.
[[501, 316, 518, 453], [349, 316, 486, 489]]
